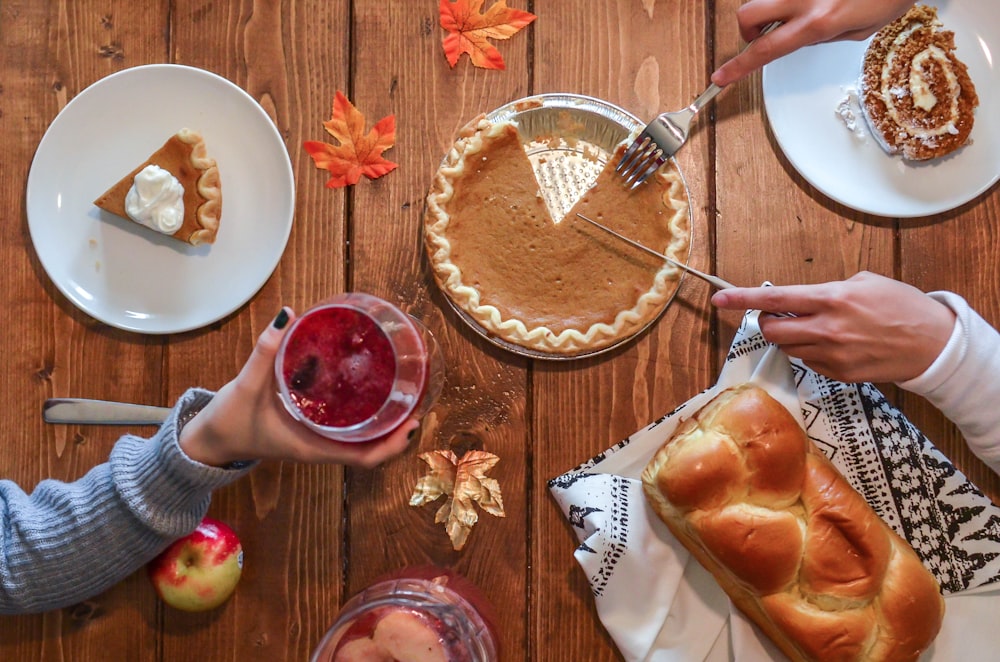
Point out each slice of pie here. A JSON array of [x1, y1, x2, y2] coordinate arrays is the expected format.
[[860, 4, 978, 161], [94, 128, 222, 245], [424, 115, 691, 356]]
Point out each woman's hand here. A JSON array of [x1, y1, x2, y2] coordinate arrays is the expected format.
[[711, 0, 915, 86], [179, 308, 417, 469], [711, 272, 955, 383]]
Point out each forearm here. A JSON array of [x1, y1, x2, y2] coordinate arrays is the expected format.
[[0, 388, 253, 614], [898, 292, 1000, 474]]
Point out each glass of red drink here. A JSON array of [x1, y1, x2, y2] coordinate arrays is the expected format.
[[310, 566, 498, 662], [275, 293, 443, 442]]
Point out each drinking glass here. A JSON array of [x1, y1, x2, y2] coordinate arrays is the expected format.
[[275, 293, 444, 442]]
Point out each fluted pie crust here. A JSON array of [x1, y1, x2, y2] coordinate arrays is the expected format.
[[424, 116, 690, 355], [94, 128, 222, 245]]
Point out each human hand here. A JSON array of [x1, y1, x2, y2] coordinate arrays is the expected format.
[[710, 0, 915, 86], [179, 308, 418, 469], [710, 272, 955, 383]]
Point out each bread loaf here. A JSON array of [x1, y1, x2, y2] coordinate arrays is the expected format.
[[641, 383, 944, 662]]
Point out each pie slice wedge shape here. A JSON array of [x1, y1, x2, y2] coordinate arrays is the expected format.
[[424, 115, 690, 356], [94, 128, 222, 245]]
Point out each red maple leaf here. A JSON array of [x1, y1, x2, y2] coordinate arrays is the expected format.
[[440, 0, 536, 70], [303, 91, 397, 188]]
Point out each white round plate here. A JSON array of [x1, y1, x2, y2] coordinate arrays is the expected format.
[[26, 64, 294, 333], [762, 1, 999, 217]]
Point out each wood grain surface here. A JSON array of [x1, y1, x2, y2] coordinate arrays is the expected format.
[[0, 1, 997, 660]]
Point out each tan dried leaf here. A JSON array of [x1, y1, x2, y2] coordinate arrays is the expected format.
[[410, 449, 505, 550]]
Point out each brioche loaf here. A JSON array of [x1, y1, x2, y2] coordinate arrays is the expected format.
[[860, 4, 978, 161], [641, 383, 944, 662]]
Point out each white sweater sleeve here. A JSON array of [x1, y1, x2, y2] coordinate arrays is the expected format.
[[897, 291, 1000, 474]]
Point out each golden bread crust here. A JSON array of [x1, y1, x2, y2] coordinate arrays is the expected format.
[[641, 384, 945, 662]]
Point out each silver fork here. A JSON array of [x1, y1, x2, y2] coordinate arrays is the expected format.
[[617, 21, 782, 189]]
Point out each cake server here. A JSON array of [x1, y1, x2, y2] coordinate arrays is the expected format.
[[43, 398, 171, 425], [575, 213, 737, 290]]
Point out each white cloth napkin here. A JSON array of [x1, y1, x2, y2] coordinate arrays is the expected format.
[[549, 310, 1000, 661]]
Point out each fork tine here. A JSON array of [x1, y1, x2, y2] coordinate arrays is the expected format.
[[625, 155, 665, 190], [620, 145, 665, 189], [616, 133, 651, 174], [618, 141, 659, 182]]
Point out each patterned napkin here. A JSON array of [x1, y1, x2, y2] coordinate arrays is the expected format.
[[549, 310, 1000, 661]]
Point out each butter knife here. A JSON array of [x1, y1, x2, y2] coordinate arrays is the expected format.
[[575, 212, 737, 289], [43, 398, 171, 425], [575, 212, 796, 318]]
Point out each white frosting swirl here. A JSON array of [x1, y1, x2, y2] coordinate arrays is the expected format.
[[881, 28, 960, 139], [124, 165, 185, 234]]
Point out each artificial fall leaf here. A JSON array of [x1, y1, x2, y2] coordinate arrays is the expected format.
[[303, 90, 397, 188], [439, 0, 536, 70], [410, 449, 505, 551]]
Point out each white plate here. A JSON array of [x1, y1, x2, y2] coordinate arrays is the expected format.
[[26, 64, 294, 333], [762, 1, 999, 217]]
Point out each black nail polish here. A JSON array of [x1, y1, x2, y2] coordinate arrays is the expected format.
[[273, 308, 289, 329]]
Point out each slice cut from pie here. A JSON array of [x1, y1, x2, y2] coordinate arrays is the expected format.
[[94, 128, 222, 245], [424, 115, 690, 356], [860, 4, 978, 161]]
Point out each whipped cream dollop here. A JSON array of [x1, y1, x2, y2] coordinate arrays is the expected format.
[[835, 85, 867, 141], [125, 165, 185, 234]]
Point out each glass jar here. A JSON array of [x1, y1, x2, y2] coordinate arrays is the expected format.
[[311, 567, 498, 662]]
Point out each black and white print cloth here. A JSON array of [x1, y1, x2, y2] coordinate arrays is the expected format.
[[549, 310, 1000, 602]]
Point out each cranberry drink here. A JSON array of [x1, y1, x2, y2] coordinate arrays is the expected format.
[[276, 293, 431, 442], [281, 306, 395, 427]]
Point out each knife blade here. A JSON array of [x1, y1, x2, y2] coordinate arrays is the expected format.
[[43, 398, 171, 425], [575, 213, 796, 318], [574, 213, 738, 290]]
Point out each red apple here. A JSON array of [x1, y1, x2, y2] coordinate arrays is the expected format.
[[147, 517, 243, 612]]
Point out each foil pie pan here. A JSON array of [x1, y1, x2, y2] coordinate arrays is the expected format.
[[429, 93, 693, 361]]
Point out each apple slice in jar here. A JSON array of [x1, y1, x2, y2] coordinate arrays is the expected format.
[[332, 608, 453, 662]]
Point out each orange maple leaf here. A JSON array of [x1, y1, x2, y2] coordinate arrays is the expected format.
[[303, 91, 397, 188], [439, 0, 536, 70]]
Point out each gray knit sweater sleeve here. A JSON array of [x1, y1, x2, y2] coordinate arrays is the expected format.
[[0, 388, 255, 614]]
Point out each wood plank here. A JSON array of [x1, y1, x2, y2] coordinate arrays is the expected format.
[[531, 1, 713, 660], [0, 2, 168, 660], [346, 1, 532, 659], [713, 0, 895, 358], [156, 1, 351, 661]]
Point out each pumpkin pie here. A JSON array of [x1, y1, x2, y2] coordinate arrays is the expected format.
[[860, 5, 978, 161], [424, 115, 690, 356], [94, 128, 222, 245]]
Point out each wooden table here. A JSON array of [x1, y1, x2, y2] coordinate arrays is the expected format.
[[1, 1, 997, 660]]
